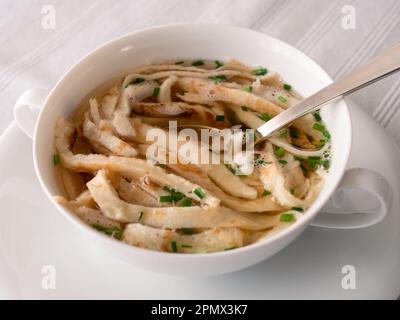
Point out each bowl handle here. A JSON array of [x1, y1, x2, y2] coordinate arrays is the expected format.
[[14, 89, 48, 139], [311, 168, 392, 229]]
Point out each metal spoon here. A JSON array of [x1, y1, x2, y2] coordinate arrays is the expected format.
[[256, 42, 400, 143]]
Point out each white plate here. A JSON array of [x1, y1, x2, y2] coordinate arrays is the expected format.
[[1, 100, 400, 299]]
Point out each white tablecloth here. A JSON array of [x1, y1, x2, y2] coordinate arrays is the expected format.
[[1, 0, 400, 142]]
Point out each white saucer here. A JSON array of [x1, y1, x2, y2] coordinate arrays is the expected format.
[[1, 100, 400, 299]]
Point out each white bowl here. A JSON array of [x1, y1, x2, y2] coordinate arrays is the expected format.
[[30, 24, 352, 276]]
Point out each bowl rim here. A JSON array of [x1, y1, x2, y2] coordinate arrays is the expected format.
[[33, 23, 352, 259]]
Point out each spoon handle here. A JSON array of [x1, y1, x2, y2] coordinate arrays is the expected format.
[[257, 42, 400, 138]]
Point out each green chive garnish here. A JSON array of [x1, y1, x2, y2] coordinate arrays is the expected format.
[[278, 159, 288, 166], [138, 211, 144, 221], [193, 188, 205, 199], [263, 190, 271, 197], [274, 147, 285, 157], [171, 241, 178, 253], [292, 207, 303, 212], [278, 96, 288, 104], [159, 195, 174, 203], [321, 159, 330, 169], [313, 123, 324, 131], [260, 112, 271, 122], [323, 130, 331, 139], [254, 159, 267, 167], [53, 154, 60, 165], [172, 192, 184, 202], [192, 60, 204, 66], [224, 247, 237, 251], [216, 115, 225, 122], [214, 60, 223, 68], [253, 67, 268, 76], [92, 224, 122, 240], [181, 244, 193, 248], [125, 78, 145, 88], [313, 112, 322, 122], [242, 86, 253, 92], [153, 87, 160, 96], [279, 129, 288, 138], [280, 213, 295, 222], [241, 106, 249, 112], [283, 83, 292, 91], [208, 75, 226, 84], [175, 60, 184, 65], [181, 228, 194, 235], [179, 198, 193, 207]]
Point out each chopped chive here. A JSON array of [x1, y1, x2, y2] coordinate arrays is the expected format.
[[163, 186, 173, 192], [125, 77, 145, 88], [175, 60, 184, 65], [260, 112, 271, 122], [179, 198, 193, 207], [278, 159, 288, 166], [242, 85, 253, 92], [92, 224, 122, 240], [214, 60, 224, 68], [280, 213, 295, 222], [241, 106, 249, 112], [279, 129, 288, 138], [323, 130, 331, 139], [53, 154, 60, 165], [224, 247, 237, 251], [290, 188, 295, 195], [171, 241, 178, 253], [308, 156, 321, 160], [313, 123, 324, 132], [156, 163, 167, 168], [278, 96, 288, 104], [289, 127, 299, 139], [254, 159, 267, 167], [152, 87, 160, 96], [252, 67, 268, 76], [192, 60, 204, 66], [300, 164, 308, 173], [283, 83, 292, 91], [292, 207, 304, 212], [215, 115, 225, 122], [208, 75, 226, 84], [263, 190, 271, 197], [321, 159, 330, 169], [313, 112, 322, 122], [181, 244, 193, 248], [138, 211, 144, 221], [173, 192, 185, 202], [274, 147, 285, 157], [181, 228, 194, 235], [193, 188, 205, 199], [159, 195, 174, 203]]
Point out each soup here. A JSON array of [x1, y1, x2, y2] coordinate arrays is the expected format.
[[53, 59, 330, 253]]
